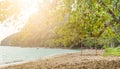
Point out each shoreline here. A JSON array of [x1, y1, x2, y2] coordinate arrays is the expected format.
[[1, 56, 119, 69], [0, 49, 119, 69], [1, 50, 119, 69], [0, 49, 80, 68], [0, 50, 85, 68]]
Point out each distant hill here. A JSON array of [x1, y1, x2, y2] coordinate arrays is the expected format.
[[1, 13, 55, 47]]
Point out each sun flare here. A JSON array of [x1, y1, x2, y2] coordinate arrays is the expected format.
[[0, 0, 55, 43], [0, 0, 44, 42]]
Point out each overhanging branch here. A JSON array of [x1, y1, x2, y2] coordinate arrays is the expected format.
[[95, 0, 120, 38]]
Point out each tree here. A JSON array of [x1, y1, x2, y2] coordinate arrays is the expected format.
[[52, 0, 120, 48], [0, 0, 21, 22]]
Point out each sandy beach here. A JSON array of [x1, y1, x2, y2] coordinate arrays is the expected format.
[[0, 50, 120, 69]]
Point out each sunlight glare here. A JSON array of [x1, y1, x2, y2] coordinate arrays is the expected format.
[[0, 0, 41, 43]]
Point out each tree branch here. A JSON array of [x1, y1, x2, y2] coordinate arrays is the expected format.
[[99, 0, 116, 18], [96, 22, 113, 37], [96, 15, 120, 38], [94, 0, 120, 38]]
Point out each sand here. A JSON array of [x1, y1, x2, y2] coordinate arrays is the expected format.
[[0, 50, 120, 69]]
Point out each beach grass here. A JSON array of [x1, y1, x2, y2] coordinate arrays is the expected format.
[[103, 47, 120, 56]]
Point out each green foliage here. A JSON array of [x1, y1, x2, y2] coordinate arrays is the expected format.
[[51, 0, 120, 48], [0, 0, 21, 22], [1, 0, 120, 48], [103, 47, 120, 56]]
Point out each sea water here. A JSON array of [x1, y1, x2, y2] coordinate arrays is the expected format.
[[0, 46, 79, 65]]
